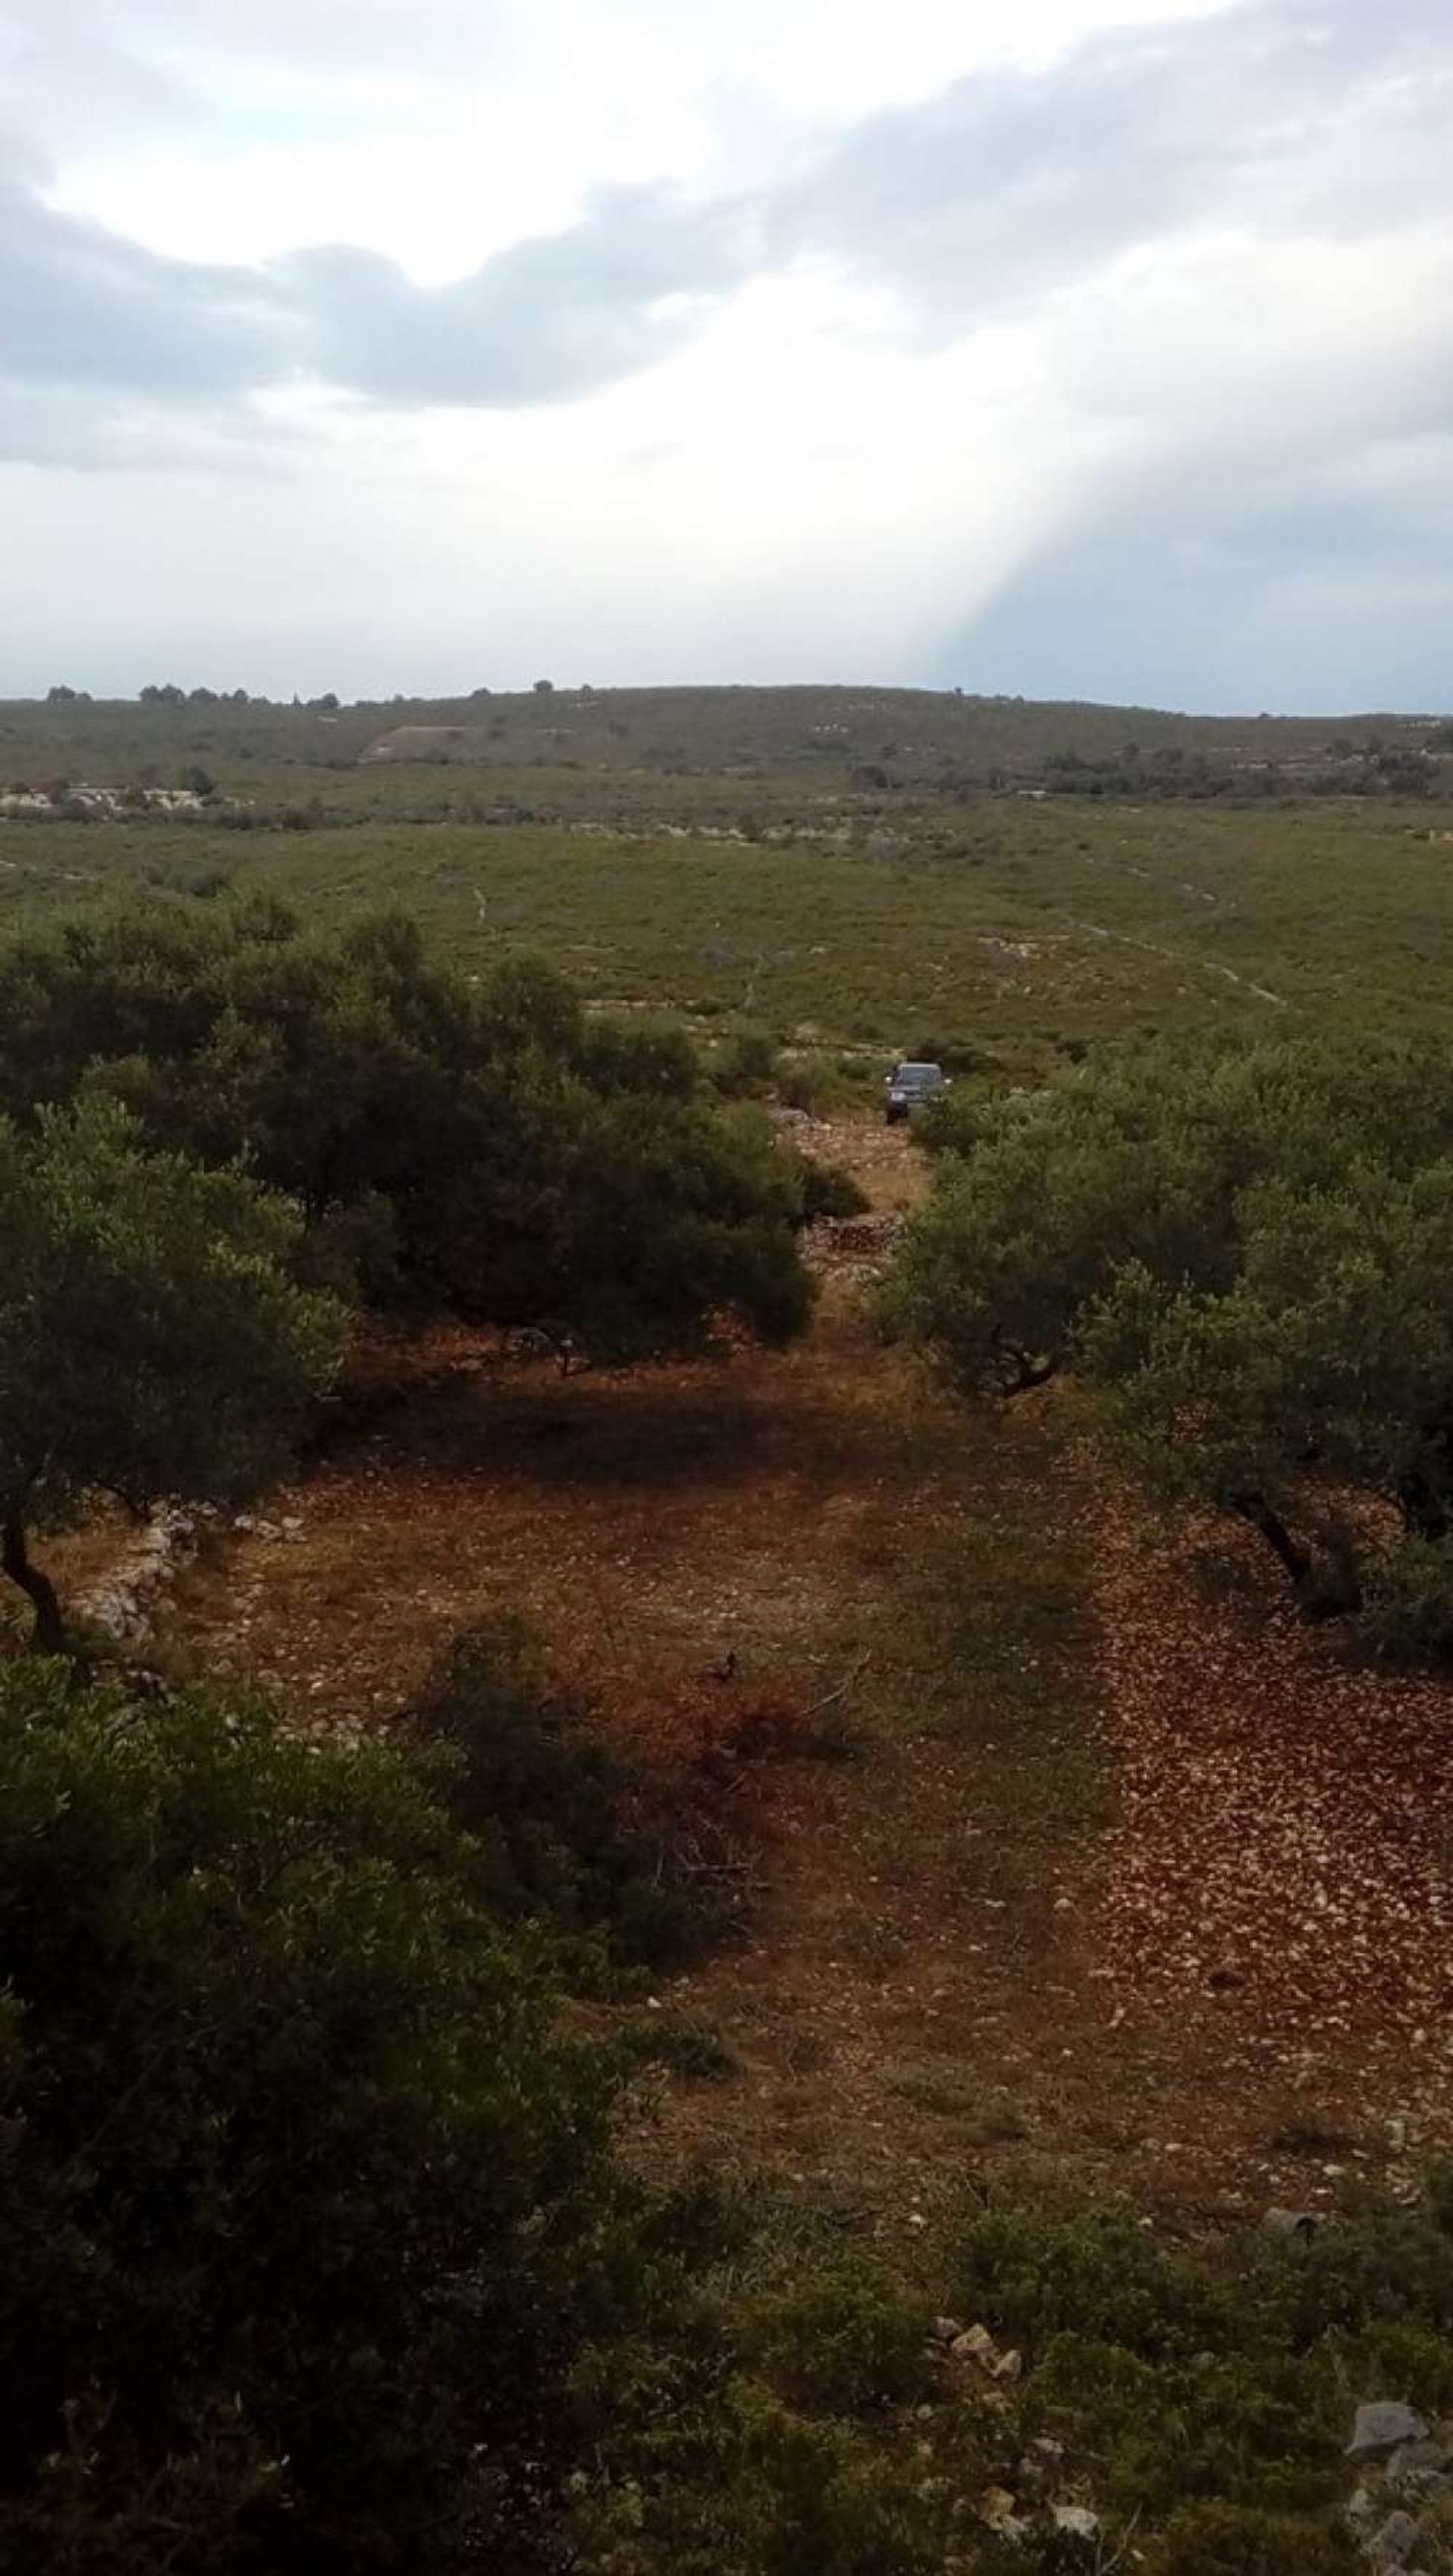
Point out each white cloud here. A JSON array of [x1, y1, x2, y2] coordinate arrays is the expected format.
[[0, 0, 1450, 706]]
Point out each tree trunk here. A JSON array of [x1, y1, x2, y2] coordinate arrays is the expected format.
[[2, 1517, 66, 1654], [1227, 1491, 1311, 1591]]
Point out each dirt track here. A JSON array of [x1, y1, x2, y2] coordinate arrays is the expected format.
[[131, 1118, 1451, 2231]]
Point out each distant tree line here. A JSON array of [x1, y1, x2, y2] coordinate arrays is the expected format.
[[1030, 739, 1445, 802]]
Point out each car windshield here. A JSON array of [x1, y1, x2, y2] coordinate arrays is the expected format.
[[894, 1066, 943, 1089]]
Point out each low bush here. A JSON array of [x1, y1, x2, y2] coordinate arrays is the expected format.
[[406, 1611, 709, 1967], [1154, 2500, 1359, 2574], [409, 1620, 841, 1971], [957, 2210, 1230, 2363], [955, 2194, 1453, 2558], [568, 2249, 947, 2576], [741, 2264, 932, 2415], [798, 1156, 872, 1223], [714, 1024, 781, 1097], [1355, 1532, 1453, 1663], [0, 1660, 639, 2573]]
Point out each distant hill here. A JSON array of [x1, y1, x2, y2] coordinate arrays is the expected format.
[[2, 680, 1446, 792]]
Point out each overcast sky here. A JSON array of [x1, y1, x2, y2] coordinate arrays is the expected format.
[[2, 0, 1449, 709]]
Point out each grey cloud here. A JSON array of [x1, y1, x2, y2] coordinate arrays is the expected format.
[[278, 191, 756, 405], [947, 512, 1453, 715], [0, 149, 752, 421], [0, 0, 1450, 450], [0, 157, 291, 396], [784, 0, 1453, 331], [944, 425, 1453, 714]]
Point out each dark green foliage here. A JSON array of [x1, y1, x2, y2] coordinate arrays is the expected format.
[[0, 1097, 343, 1644], [955, 2196, 1453, 2546], [957, 2210, 1228, 2363], [568, 2247, 945, 2576], [406, 1612, 706, 1967], [887, 1027, 1453, 1624], [1030, 2337, 1339, 2522], [714, 1024, 780, 1097], [798, 1156, 871, 1223], [0, 901, 814, 1359], [1259, 2199, 1453, 2402], [1355, 1534, 1453, 1662], [0, 1660, 637, 2573], [739, 2264, 933, 2414], [1154, 2502, 1359, 2574]]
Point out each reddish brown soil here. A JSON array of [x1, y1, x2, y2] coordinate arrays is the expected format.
[[130, 1118, 1451, 2236]]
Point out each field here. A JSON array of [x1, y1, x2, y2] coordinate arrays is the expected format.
[[9, 683, 1453, 2561], [10, 695, 1453, 2235], [6, 732, 1453, 1079]]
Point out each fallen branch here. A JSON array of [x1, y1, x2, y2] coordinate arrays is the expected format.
[[802, 1650, 873, 1722]]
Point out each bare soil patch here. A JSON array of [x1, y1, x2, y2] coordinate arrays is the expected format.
[[1087, 1482, 1453, 2143]]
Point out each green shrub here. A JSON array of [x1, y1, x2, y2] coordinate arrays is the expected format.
[[960, 2194, 1453, 2560], [798, 1156, 871, 1224], [1260, 2198, 1453, 2357], [406, 1611, 707, 1967], [957, 2210, 1228, 2362], [777, 1055, 856, 1116], [1355, 1533, 1453, 1661], [886, 1025, 1453, 1635], [1153, 2500, 1358, 2574], [714, 1025, 781, 1097], [909, 1033, 994, 1077], [1031, 2337, 1338, 2521], [741, 2261, 932, 2415], [0, 1659, 638, 2573], [0, 904, 814, 1359], [568, 2377, 944, 2576]]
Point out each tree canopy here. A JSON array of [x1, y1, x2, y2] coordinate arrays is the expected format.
[[0, 1661, 634, 2571], [0, 1096, 343, 1647], [883, 1029, 1453, 1631], [0, 901, 814, 1359]]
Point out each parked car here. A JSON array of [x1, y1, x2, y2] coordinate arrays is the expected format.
[[884, 1060, 950, 1123]]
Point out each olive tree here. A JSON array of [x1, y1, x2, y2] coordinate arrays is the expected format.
[[0, 904, 815, 1359], [882, 1030, 1453, 1626], [0, 1098, 343, 1649]]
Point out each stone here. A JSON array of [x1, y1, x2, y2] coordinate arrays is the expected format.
[[1348, 2403, 1430, 2458], [950, 2325, 996, 2365], [1367, 2508, 1421, 2569], [991, 2347, 1024, 2383], [1386, 2438, 1451, 2498], [1264, 2207, 1323, 2241], [977, 2487, 1028, 2542], [932, 2316, 966, 2345], [1018, 2438, 1066, 2488], [1050, 2504, 1101, 2543]]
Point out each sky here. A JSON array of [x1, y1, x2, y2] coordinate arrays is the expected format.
[[1, 0, 1450, 711]]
